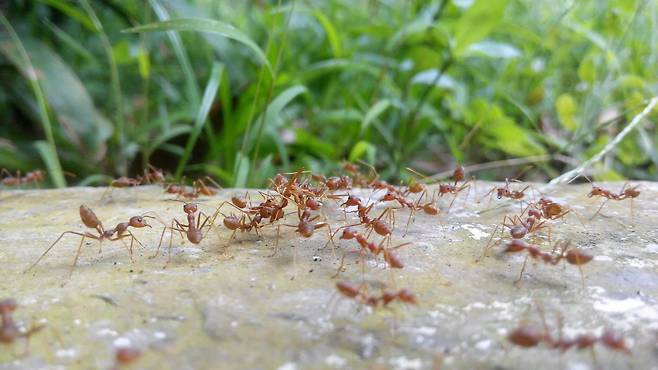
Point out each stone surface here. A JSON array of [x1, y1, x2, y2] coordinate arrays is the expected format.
[[0, 183, 657, 370]]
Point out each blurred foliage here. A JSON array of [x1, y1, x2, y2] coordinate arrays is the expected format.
[[0, 0, 657, 187]]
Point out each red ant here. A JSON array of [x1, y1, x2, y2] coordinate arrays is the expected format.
[[508, 307, 630, 356], [1, 169, 45, 187], [1, 298, 43, 347], [154, 203, 213, 266], [274, 208, 336, 257], [162, 176, 221, 199], [503, 240, 593, 287], [587, 182, 640, 220], [480, 211, 552, 261], [435, 166, 472, 212], [335, 282, 417, 308], [335, 227, 410, 273], [27, 205, 154, 278]]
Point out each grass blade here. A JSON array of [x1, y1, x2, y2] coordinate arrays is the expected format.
[[174, 62, 224, 179], [148, 0, 200, 108], [33, 141, 65, 187], [0, 12, 65, 187], [361, 99, 391, 134], [80, 0, 126, 172], [124, 18, 272, 75]]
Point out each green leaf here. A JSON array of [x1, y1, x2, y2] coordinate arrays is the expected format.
[[0, 35, 113, 158], [233, 152, 250, 188], [37, 0, 95, 31], [555, 94, 579, 131], [0, 16, 66, 187], [249, 85, 308, 148], [175, 62, 224, 178], [349, 141, 376, 163], [148, 0, 200, 107], [34, 141, 65, 187], [313, 10, 342, 58], [124, 18, 272, 75], [453, 0, 508, 56], [578, 53, 597, 84], [361, 99, 391, 133]]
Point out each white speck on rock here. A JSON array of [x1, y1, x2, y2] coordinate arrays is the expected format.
[[277, 362, 297, 370], [390, 356, 423, 370], [461, 224, 489, 240], [475, 339, 491, 351], [113, 337, 131, 347], [325, 354, 347, 367], [55, 348, 77, 359]]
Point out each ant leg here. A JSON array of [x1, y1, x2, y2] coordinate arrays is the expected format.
[[590, 198, 609, 220], [26, 231, 96, 272], [268, 225, 281, 258], [514, 255, 529, 286], [404, 207, 416, 237], [68, 235, 87, 280], [152, 225, 168, 258], [477, 224, 500, 262]]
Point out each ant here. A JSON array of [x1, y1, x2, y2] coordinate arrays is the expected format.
[[1, 298, 43, 347], [510, 324, 630, 354], [163, 183, 198, 199], [27, 205, 154, 278], [503, 240, 593, 287], [480, 212, 552, 261], [508, 306, 630, 356], [1, 169, 45, 187], [587, 182, 640, 220], [103, 165, 166, 199], [192, 177, 222, 196], [154, 203, 213, 266], [163, 176, 221, 199], [435, 166, 472, 212], [274, 208, 336, 257], [335, 227, 411, 273], [335, 282, 417, 308]]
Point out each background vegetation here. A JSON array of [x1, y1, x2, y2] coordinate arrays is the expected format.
[[1, 0, 657, 188]]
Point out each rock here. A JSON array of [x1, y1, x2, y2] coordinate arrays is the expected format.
[[0, 183, 656, 369]]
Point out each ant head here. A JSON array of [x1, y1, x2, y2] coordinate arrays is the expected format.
[[397, 289, 417, 304], [382, 191, 397, 201], [587, 187, 605, 197], [183, 203, 198, 214], [496, 188, 510, 199], [129, 216, 151, 228], [0, 299, 17, 314]]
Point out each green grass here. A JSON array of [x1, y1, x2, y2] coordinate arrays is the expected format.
[[0, 0, 657, 187]]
